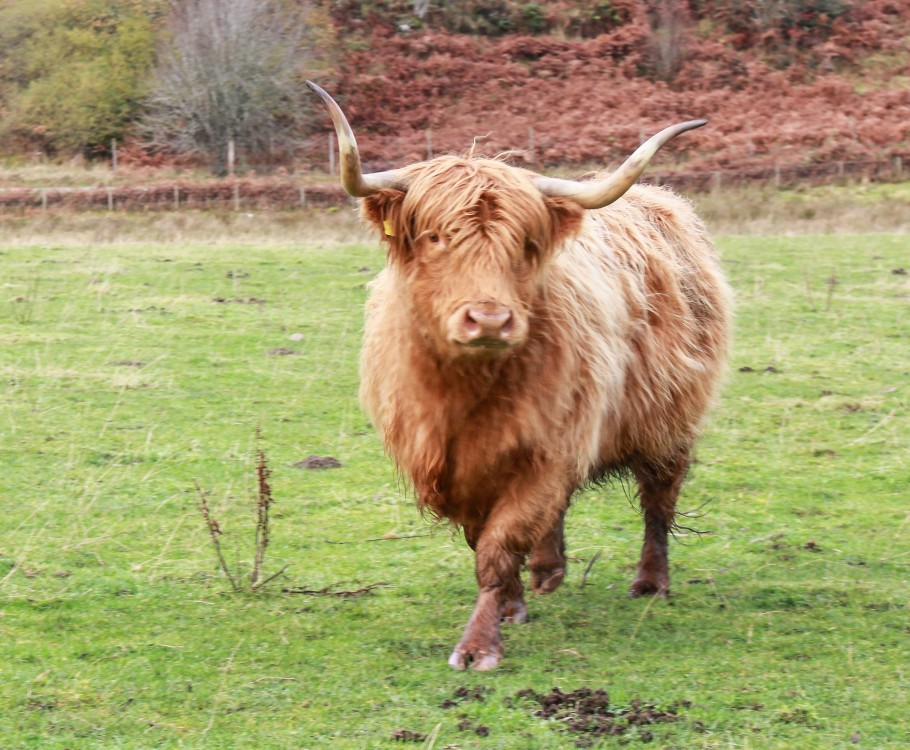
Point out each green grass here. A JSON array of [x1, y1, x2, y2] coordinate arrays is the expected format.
[[1, 214, 908, 748]]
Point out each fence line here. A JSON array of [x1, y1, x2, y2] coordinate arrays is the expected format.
[[1, 153, 908, 212], [0, 181, 352, 211]]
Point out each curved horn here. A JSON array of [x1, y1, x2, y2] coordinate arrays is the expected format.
[[306, 81, 410, 197], [533, 120, 707, 209]]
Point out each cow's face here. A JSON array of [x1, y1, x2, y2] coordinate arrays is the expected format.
[[363, 157, 584, 360]]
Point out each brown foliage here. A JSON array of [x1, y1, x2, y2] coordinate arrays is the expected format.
[[296, 0, 910, 174]]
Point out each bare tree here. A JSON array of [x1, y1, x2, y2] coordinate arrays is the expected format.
[[143, 0, 311, 174], [645, 0, 690, 82]]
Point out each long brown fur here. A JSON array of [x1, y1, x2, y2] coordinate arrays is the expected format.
[[356, 155, 732, 670]]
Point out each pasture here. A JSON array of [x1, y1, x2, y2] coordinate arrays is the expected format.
[[1, 203, 908, 748]]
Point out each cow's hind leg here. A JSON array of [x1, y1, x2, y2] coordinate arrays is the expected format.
[[629, 451, 690, 598], [529, 506, 567, 594]]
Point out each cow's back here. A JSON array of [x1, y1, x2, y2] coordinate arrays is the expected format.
[[555, 183, 732, 467]]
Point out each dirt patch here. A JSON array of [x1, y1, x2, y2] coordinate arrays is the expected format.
[[213, 296, 265, 305], [266, 348, 297, 356], [456, 718, 490, 736], [293, 455, 342, 469], [738, 365, 780, 373], [441, 685, 491, 708], [390, 728, 425, 742], [515, 687, 682, 746]]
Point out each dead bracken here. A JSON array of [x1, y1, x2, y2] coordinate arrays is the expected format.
[[515, 687, 681, 745]]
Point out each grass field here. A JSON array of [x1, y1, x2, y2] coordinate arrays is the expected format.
[[1, 205, 908, 749]]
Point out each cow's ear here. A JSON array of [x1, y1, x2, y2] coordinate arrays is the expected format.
[[361, 190, 410, 258], [544, 197, 585, 249]]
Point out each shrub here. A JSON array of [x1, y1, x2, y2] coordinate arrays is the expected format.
[[0, 0, 164, 157]]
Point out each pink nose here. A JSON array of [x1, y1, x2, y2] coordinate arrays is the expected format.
[[462, 304, 514, 343]]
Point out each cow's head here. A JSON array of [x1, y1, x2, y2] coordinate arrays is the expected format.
[[308, 82, 705, 361]]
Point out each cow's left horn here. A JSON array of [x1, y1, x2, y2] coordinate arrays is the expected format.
[[533, 120, 707, 209], [307, 81, 410, 197]]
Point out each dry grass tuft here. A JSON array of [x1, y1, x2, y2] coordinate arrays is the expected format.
[[694, 181, 910, 235], [0, 207, 371, 247]]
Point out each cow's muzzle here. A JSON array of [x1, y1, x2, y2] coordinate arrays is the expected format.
[[451, 303, 521, 351]]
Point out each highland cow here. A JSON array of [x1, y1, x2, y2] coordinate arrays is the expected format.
[[308, 82, 732, 671]]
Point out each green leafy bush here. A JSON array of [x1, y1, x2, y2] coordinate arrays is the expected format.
[[0, 0, 164, 157]]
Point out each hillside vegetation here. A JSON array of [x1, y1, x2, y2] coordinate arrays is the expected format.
[[0, 0, 909, 174]]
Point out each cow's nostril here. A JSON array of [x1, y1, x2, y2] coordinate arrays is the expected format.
[[463, 310, 482, 337]]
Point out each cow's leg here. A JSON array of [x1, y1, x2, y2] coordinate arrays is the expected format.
[[449, 477, 564, 671], [464, 523, 527, 625], [447, 541, 525, 671], [529, 506, 567, 594], [629, 451, 689, 598]]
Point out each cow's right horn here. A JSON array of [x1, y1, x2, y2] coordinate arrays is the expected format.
[[307, 81, 411, 197], [533, 120, 707, 209]]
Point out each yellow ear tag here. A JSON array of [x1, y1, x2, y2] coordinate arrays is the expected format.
[[383, 219, 396, 237]]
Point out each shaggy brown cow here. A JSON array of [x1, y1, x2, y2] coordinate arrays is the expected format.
[[308, 82, 732, 671]]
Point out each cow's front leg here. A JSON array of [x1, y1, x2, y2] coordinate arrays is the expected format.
[[463, 523, 527, 625], [448, 537, 524, 671], [449, 477, 565, 671]]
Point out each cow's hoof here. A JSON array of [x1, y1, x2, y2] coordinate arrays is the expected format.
[[501, 599, 528, 624], [531, 567, 565, 594], [448, 647, 502, 671], [629, 576, 669, 598]]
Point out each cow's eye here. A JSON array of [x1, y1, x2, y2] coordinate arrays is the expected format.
[[428, 233, 440, 244]]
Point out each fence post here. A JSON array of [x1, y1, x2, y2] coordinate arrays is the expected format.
[[712, 171, 722, 192], [107, 186, 114, 211], [299, 186, 306, 208], [227, 139, 236, 176], [894, 156, 903, 179], [41, 188, 48, 211], [528, 126, 535, 166], [173, 185, 179, 210], [774, 163, 781, 189], [426, 129, 433, 160], [233, 182, 240, 212], [111, 138, 118, 174]]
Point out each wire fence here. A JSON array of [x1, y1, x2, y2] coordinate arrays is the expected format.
[[1, 153, 907, 213]]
